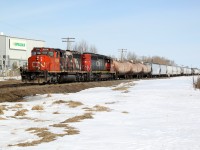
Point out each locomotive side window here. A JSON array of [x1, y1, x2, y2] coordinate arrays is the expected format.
[[49, 52, 54, 57], [32, 51, 41, 55], [42, 51, 48, 55], [32, 52, 36, 56]]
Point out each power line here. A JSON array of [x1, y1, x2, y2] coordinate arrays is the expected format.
[[62, 37, 75, 50], [118, 49, 127, 61]]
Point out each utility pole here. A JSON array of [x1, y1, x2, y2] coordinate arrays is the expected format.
[[118, 49, 127, 62], [62, 37, 75, 50]]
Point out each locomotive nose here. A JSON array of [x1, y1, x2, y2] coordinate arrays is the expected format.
[[31, 56, 46, 70]]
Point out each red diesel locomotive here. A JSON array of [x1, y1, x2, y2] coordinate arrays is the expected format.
[[21, 47, 113, 83]]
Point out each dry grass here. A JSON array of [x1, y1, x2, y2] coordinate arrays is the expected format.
[[53, 111, 60, 114], [67, 101, 83, 108], [53, 100, 83, 108], [15, 123, 80, 147], [47, 93, 52, 97], [112, 86, 129, 91], [82, 105, 111, 112], [14, 104, 23, 108], [194, 77, 200, 89], [15, 109, 28, 116], [0, 117, 6, 120], [7, 103, 23, 109], [32, 105, 44, 111], [105, 102, 116, 105], [0, 107, 4, 115], [16, 128, 57, 147], [122, 111, 129, 114], [82, 107, 93, 111], [0, 105, 7, 110], [93, 105, 110, 112], [62, 113, 93, 123], [53, 100, 67, 104], [112, 82, 135, 91], [51, 123, 80, 135]]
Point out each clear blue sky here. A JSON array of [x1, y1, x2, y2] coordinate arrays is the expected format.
[[0, 0, 199, 67]]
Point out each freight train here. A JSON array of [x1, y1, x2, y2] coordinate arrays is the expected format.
[[20, 47, 200, 83]]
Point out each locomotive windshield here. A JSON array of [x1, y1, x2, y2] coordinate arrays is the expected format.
[[31, 51, 54, 57]]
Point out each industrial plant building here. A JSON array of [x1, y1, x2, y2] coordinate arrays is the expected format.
[[0, 33, 45, 71]]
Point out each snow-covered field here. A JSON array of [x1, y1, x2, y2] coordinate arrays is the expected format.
[[1, 76, 200, 150]]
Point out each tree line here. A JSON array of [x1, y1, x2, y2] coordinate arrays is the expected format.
[[72, 40, 176, 66]]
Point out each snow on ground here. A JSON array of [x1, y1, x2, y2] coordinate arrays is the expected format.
[[1, 76, 200, 150], [0, 76, 21, 81]]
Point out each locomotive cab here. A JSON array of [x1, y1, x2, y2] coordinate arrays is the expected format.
[[21, 47, 63, 83], [28, 47, 61, 72]]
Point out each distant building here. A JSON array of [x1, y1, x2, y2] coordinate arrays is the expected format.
[[0, 33, 45, 70]]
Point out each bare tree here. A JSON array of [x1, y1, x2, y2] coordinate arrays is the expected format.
[[141, 55, 176, 65], [89, 45, 98, 53], [73, 40, 98, 54], [78, 40, 89, 53], [126, 51, 138, 63]]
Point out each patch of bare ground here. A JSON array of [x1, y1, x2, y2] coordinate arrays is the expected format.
[[0, 107, 4, 115], [82, 107, 91, 110], [31, 105, 44, 111], [0, 80, 132, 102], [12, 116, 47, 122], [47, 93, 52, 97], [113, 86, 129, 91], [122, 111, 129, 114], [14, 128, 59, 147], [15, 109, 28, 116], [194, 77, 200, 89], [53, 100, 83, 108], [0, 105, 8, 110], [7, 103, 23, 109], [105, 101, 117, 105], [51, 123, 80, 135], [67, 101, 83, 108], [83, 105, 111, 112], [0, 116, 6, 120], [13, 123, 80, 147], [112, 82, 135, 92], [93, 105, 111, 112], [52, 100, 67, 104], [53, 111, 60, 114], [62, 113, 93, 123]]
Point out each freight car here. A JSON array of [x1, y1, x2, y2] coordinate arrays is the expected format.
[[112, 60, 151, 79], [20, 47, 196, 84]]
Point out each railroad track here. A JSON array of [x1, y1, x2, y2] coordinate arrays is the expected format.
[[0, 83, 38, 89], [0, 79, 131, 103]]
